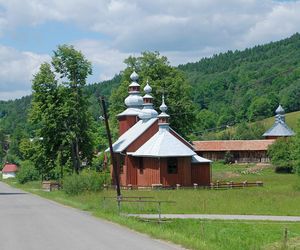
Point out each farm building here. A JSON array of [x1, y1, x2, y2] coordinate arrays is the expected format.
[[2, 163, 18, 179], [193, 140, 275, 163], [193, 105, 295, 163], [109, 71, 211, 187]]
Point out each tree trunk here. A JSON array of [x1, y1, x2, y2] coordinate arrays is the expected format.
[[71, 141, 78, 174]]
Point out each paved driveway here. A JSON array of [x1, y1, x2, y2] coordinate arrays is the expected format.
[[0, 182, 183, 250]]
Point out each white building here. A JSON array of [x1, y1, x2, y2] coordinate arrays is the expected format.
[[2, 164, 18, 179]]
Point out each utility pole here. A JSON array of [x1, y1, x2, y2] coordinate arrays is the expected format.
[[100, 96, 121, 199]]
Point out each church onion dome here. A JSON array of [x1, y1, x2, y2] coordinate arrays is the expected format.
[[124, 70, 143, 108], [130, 70, 139, 82], [144, 81, 152, 94], [157, 95, 170, 131], [158, 95, 170, 122], [138, 79, 158, 120]]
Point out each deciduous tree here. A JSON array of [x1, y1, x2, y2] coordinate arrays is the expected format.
[[109, 51, 196, 138]]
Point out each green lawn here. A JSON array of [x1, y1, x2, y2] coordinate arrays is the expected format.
[[3, 163, 300, 250]]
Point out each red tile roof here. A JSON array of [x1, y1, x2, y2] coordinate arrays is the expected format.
[[2, 164, 18, 173], [193, 140, 276, 152]]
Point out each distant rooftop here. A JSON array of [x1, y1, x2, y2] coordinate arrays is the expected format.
[[2, 163, 18, 173], [193, 140, 276, 152]]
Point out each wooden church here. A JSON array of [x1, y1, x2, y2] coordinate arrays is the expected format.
[[110, 71, 211, 187]]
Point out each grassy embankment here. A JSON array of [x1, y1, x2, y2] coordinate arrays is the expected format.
[[206, 110, 300, 139], [3, 163, 300, 250]]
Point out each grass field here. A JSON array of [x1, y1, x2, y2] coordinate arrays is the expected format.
[[3, 163, 300, 250]]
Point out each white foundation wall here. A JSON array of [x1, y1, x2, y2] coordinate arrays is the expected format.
[[2, 172, 16, 179]]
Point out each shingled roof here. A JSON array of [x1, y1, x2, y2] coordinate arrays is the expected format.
[[111, 118, 158, 153], [130, 127, 196, 157], [2, 164, 18, 173], [193, 140, 276, 152]]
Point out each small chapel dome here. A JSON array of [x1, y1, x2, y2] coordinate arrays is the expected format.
[[275, 105, 285, 115]]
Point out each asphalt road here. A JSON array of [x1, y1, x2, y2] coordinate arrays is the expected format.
[[0, 182, 183, 250]]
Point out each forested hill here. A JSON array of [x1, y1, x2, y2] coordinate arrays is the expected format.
[[0, 74, 121, 135], [1, 33, 300, 136], [178, 33, 300, 127]]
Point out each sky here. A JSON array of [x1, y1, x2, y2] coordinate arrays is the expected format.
[[0, 0, 300, 101]]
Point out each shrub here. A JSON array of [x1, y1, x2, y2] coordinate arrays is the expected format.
[[268, 138, 295, 173], [17, 160, 39, 184], [63, 174, 86, 195], [224, 151, 234, 164], [274, 166, 294, 173], [63, 171, 106, 195]]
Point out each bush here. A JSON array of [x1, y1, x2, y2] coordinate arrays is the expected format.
[[224, 151, 234, 164], [63, 174, 86, 195], [63, 171, 106, 195], [268, 138, 295, 173], [17, 160, 39, 184], [275, 166, 294, 173]]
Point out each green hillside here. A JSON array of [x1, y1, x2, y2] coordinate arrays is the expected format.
[[260, 110, 300, 131], [179, 33, 300, 130], [201, 110, 300, 140], [2, 33, 300, 142]]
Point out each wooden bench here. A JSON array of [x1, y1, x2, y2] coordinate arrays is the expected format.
[[151, 183, 163, 190], [210, 181, 263, 189]]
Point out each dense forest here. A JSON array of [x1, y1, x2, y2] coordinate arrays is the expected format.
[[1, 33, 300, 165], [179, 33, 300, 132]]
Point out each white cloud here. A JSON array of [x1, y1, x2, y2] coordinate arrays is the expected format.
[[73, 39, 130, 82], [237, 1, 300, 48], [0, 0, 300, 100], [1, 0, 297, 53], [0, 44, 50, 99], [0, 90, 31, 101]]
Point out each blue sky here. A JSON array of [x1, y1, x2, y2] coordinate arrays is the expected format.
[[0, 0, 300, 100]]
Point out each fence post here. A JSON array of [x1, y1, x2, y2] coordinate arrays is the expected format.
[[117, 196, 122, 214], [283, 228, 288, 248], [102, 197, 106, 210], [158, 201, 162, 223]]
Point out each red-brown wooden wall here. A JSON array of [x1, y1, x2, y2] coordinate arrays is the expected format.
[[191, 163, 211, 186], [118, 115, 139, 135], [136, 157, 160, 186]]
